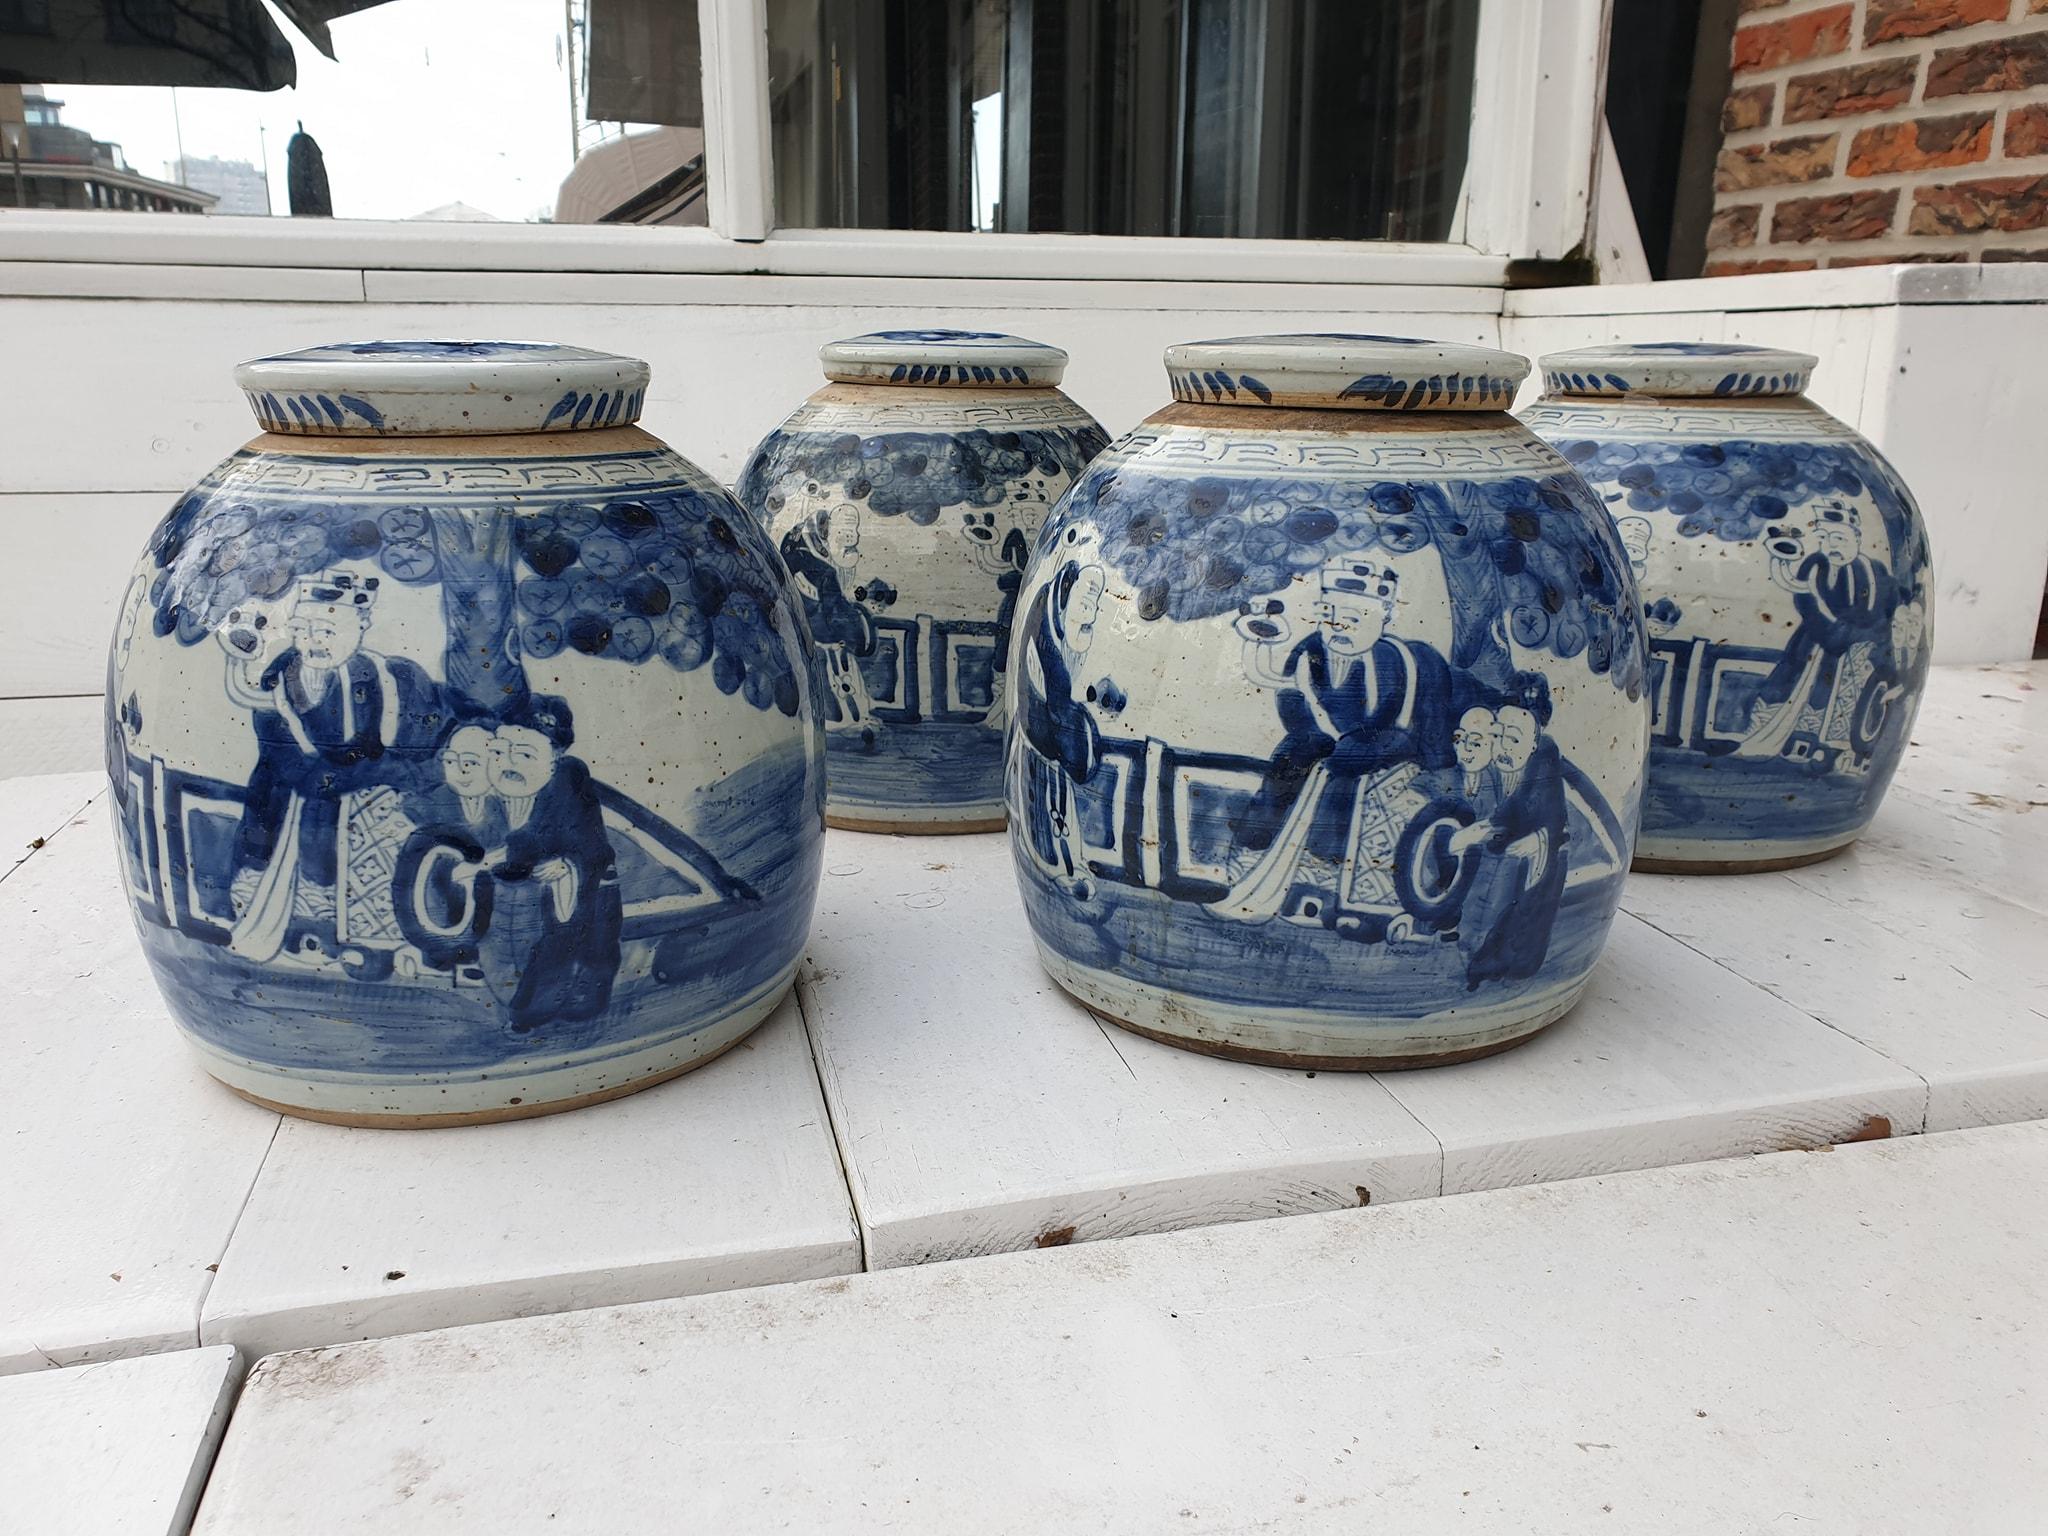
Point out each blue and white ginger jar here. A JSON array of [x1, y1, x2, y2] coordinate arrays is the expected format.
[[738, 330, 1108, 832], [106, 340, 824, 1124], [1522, 342, 1933, 872], [1007, 335, 1651, 1068]]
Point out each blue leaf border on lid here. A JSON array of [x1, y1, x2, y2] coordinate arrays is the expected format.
[[1164, 333, 1529, 412], [1538, 342, 1816, 400]]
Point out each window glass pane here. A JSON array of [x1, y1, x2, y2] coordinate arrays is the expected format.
[[765, 0, 1479, 240], [0, 0, 697, 224]]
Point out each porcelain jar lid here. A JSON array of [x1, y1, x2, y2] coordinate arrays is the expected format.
[[1537, 342, 1817, 399], [1164, 333, 1528, 411], [819, 330, 1069, 387], [233, 340, 651, 436]]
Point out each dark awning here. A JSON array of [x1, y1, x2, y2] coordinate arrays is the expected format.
[[0, 0, 401, 91]]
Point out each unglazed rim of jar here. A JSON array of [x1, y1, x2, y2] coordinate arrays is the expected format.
[[819, 329, 1069, 388], [1536, 341, 1818, 401], [1164, 332, 1529, 411], [233, 339, 651, 436]]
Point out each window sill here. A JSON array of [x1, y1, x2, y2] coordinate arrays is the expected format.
[[0, 209, 1510, 288]]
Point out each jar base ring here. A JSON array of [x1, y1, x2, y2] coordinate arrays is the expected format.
[[826, 811, 1007, 836], [1036, 946, 1591, 1070], [1632, 840, 1857, 876], [189, 969, 796, 1128]]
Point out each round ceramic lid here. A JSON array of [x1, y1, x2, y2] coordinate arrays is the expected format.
[[1164, 333, 1528, 411], [1538, 342, 1816, 399], [819, 329, 1068, 387], [233, 340, 651, 436]]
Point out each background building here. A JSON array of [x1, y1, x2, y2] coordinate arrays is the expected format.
[[0, 85, 214, 213], [174, 154, 270, 216]]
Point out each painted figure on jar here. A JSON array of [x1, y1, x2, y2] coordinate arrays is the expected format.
[[959, 511, 1033, 733], [224, 572, 414, 964], [781, 505, 890, 749], [1450, 701, 1569, 990], [1014, 558, 1112, 895], [413, 723, 506, 845], [1739, 499, 1893, 762], [471, 696, 624, 1032], [1221, 557, 1482, 929]]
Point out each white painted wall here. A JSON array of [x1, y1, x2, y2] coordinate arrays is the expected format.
[[0, 254, 2040, 777]]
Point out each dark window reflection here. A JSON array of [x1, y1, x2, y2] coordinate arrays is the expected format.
[[767, 0, 1478, 240]]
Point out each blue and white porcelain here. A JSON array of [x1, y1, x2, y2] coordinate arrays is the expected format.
[[106, 340, 824, 1124], [1523, 342, 1933, 872], [1006, 335, 1651, 1068], [739, 330, 1108, 831]]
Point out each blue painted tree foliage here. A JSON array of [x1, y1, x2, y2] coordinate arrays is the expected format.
[[740, 424, 1111, 528], [144, 477, 806, 716], [1555, 435, 1926, 577], [1050, 461, 1647, 697]]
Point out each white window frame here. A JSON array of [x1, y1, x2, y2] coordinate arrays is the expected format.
[[0, 0, 1610, 285]]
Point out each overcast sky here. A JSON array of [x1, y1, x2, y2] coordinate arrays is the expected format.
[[50, 0, 620, 221]]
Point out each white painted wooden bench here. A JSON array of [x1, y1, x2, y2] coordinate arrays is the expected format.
[[190, 1124, 2048, 1532], [1, 663, 2041, 1377]]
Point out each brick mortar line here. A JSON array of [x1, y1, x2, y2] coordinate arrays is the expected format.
[[1722, 85, 2047, 148], [1713, 232, 2048, 265], [1719, 154, 2048, 201], [1730, 10, 2048, 84]]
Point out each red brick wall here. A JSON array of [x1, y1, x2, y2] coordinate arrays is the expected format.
[[1706, 0, 2048, 272]]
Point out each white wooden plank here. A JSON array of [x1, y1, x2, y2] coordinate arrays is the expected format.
[[1859, 781, 2048, 916], [1890, 662, 2046, 811], [0, 299, 389, 494], [4, 1346, 240, 1536], [1612, 662, 2048, 1132], [1860, 302, 2048, 662], [0, 798, 280, 1374], [192, 1124, 2048, 1534], [0, 769, 101, 878], [199, 998, 859, 1361], [0, 207, 1511, 285], [0, 261, 363, 302], [3, 298, 1503, 495], [1377, 911, 1928, 1195], [1504, 264, 1911, 318], [357, 267, 1506, 314], [0, 493, 170, 697], [0, 696, 102, 780], [800, 829, 1444, 1269], [1622, 858, 2044, 1136], [1866, 665, 2048, 913]]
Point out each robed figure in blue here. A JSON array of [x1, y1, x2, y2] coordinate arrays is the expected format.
[[780, 506, 887, 745], [1756, 501, 1893, 715], [1458, 704, 1570, 988], [1233, 557, 1477, 868], [1013, 560, 1109, 891], [225, 573, 430, 962], [475, 696, 624, 1030]]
